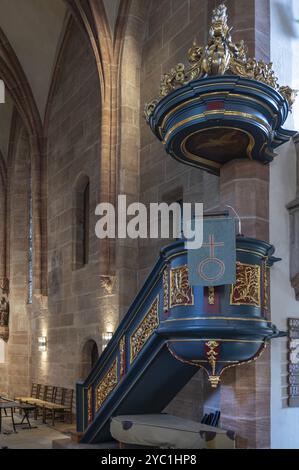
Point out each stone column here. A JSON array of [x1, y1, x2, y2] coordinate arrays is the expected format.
[[219, 160, 270, 448], [287, 134, 299, 299], [208, 0, 272, 449], [220, 160, 269, 241]]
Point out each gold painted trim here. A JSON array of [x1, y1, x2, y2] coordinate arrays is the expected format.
[[181, 126, 255, 165], [160, 92, 274, 133], [161, 316, 271, 324], [167, 343, 210, 376], [219, 343, 267, 377], [162, 83, 277, 113], [163, 110, 270, 144], [167, 341, 267, 384], [236, 248, 269, 259], [168, 338, 264, 344]]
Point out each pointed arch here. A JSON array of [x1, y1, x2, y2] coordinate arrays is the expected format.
[[61, 0, 132, 281], [0, 27, 45, 297]]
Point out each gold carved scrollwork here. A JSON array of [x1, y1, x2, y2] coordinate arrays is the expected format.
[[87, 386, 93, 424], [145, 3, 296, 119], [170, 265, 194, 308], [263, 262, 270, 314], [230, 262, 261, 308], [96, 360, 118, 411], [130, 297, 159, 363], [205, 340, 221, 388], [163, 268, 169, 313], [119, 336, 126, 378]]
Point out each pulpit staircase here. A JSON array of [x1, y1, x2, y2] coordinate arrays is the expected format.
[[76, 236, 282, 444], [77, 239, 201, 443]]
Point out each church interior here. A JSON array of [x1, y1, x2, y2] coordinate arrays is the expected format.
[[0, 0, 299, 451]]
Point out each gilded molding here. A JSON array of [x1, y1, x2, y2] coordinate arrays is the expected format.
[[230, 262, 261, 308], [167, 340, 266, 388], [96, 360, 118, 411], [145, 3, 296, 120], [164, 111, 269, 145], [130, 297, 159, 363], [170, 265, 194, 308]]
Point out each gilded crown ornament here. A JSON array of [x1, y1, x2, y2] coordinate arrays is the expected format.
[[145, 3, 296, 120]]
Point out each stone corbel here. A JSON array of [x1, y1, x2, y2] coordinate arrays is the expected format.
[[287, 134, 299, 300], [100, 275, 117, 296]]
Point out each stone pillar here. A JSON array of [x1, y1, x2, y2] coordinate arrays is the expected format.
[[287, 134, 299, 299], [211, 0, 271, 448], [219, 159, 271, 448], [220, 160, 269, 241]]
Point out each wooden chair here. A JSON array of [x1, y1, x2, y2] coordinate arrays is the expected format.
[[44, 387, 74, 426], [34, 384, 46, 419], [41, 386, 56, 422], [31, 383, 39, 399], [37, 384, 46, 400], [53, 386, 64, 405], [62, 388, 74, 424], [44, 386, 55, 402]]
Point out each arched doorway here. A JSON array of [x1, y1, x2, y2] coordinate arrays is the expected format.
[[81, 339, 99, 379]]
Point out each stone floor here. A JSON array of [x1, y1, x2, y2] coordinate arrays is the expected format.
[[0, 416, 75, 449]]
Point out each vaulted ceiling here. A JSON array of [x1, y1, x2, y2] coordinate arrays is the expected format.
[[0, 0, 122, 160], [0, 0, 67, 120], [103, 0, 121, 35]]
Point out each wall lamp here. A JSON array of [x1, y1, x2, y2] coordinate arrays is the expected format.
[[38, 336, 47, 352], [102, 332, 113, 352]]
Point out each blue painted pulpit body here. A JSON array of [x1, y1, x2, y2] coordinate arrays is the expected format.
[[147, 76, 296, 175], [77, 236, 283, 443]]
